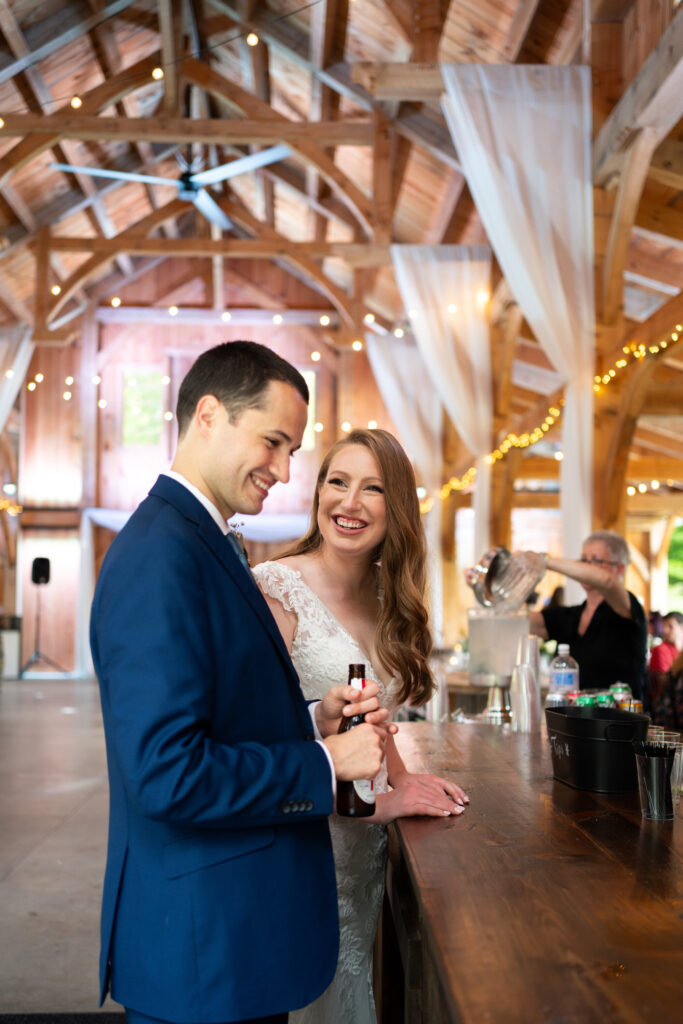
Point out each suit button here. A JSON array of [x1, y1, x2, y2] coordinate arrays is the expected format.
[[281, 804, 291, 813], [306, 800, 313, 811]]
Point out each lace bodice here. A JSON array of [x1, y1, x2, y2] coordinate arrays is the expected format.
[[253, 560, 397, 1024]]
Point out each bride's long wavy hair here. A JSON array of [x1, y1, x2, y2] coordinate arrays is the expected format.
[[280, 429, 434, 706]]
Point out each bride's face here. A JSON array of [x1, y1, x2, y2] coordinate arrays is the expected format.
[[317, 444, 387, 558]]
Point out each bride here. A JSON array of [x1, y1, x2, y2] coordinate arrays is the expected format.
[[254, 428, 469, 1024]]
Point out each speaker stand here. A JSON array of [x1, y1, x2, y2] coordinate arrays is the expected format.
[[20, 585, 67, 675]]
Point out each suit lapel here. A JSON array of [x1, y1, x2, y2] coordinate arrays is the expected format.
[[149, 476, 300, 683]]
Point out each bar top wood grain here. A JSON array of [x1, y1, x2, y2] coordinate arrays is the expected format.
[[389, 722, 683, 1024]]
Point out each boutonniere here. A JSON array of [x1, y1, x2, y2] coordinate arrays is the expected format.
[[228, 520, 251, 568]]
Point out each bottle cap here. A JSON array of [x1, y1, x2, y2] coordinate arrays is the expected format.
[[558, 643, 570, 656]]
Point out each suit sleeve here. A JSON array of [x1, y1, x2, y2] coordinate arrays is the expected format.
[[91, 527, 334, 830]]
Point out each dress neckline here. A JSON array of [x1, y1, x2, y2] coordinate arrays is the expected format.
[[273, 561, 379, 680]]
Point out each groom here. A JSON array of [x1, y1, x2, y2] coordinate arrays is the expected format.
[[90, 341, 390, 1024]]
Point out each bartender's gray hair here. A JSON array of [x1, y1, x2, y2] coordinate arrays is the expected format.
[[585, 530, 629, 567]]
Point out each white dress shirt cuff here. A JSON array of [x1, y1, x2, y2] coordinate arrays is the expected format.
[[310, 702, 336, 795]]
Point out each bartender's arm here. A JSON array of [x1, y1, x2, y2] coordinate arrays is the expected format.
[[524, 551, 633, 623]]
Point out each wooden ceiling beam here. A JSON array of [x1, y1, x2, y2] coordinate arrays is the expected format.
[[601, 126, 660, 323], [158, 0, 180, 116], [0, 51, 163, 187], [648, 138, 683, 190], [48, 236, 392, 263], [0, 113, 374, 146], [0, 0, 138, 85], [181, 56, 374, 237], [628, 455, 683, 480], [635, 190, 683, 245], [204, 1, 458, 167], [593, 9, 683, 186], [640, 380, 683, 416]]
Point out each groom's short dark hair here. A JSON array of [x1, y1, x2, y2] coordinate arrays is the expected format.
[[176, 340, 309, 435]]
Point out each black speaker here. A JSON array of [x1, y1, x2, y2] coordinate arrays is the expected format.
[[31, 557, 50, 585]]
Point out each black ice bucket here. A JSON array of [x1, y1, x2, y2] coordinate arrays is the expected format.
[[545, 706, 649, 793]]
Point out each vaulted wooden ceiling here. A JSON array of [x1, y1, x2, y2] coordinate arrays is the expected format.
[[0, 0, 682, 522]]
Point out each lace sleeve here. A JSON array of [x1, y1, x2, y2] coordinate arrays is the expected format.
[[252, 561, 305, 616]]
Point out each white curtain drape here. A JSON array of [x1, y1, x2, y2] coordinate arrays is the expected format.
[[0, 326, 34, 434], [391, 244, 493, 560], [365, 332, 444, 639], [441, 64, 595, 601]]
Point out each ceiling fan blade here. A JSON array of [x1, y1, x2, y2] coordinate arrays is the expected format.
[[193, 189, 234, 231], [192, 144, 291, 187], [50, 162, 175, 189]]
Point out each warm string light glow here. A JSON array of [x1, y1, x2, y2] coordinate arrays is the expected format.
[[439, 403, 563, 500], [593, 323, 682, 393]]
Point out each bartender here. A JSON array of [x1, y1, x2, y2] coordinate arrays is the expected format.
[[524, 530, 647, 699]]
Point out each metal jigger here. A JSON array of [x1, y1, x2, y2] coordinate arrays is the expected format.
[[476, 673, 512, 724]]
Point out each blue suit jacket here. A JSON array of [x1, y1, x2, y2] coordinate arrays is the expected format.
[[90, 476, 338, 1022]]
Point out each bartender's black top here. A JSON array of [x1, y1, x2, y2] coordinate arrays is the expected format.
[[542, 590, 647, 698]]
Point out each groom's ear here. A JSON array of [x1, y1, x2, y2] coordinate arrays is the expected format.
[[194, 394, 221, 437]]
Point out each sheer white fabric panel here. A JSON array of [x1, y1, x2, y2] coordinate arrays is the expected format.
[[441, 65, 595, 591], [390, 244, 492, 557], [365, 332, 444, 644], [0, 326, 34, 434]]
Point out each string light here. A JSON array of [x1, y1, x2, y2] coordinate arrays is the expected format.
[[34, 373, 44, 383], [63, 391, 72, 401], [168, 305, 178, 316], [594, 322, 683, 393], [65, 376, 74, 385], [319, 314, 330, 326], [164, 411, 174, 421], [92, 374, 101, 385], [51, 284, 61, 296], [27, 382, 36, 391], [246, 32, 259, 46], [311, 351, 321, 362], [439, 402, 564, 500], [314, 422, 324, 433], [111, 296, 121, 307], [393, 328, 404, 338], [272, 314, 283, 325], [98, 398, 107, 409], [352, 340, 363, 351], [221, 311, 232, 322], [70, 96, 82, 109], [152, 67, 164, 80], [341, 421, 351, 433], [367, 420, 377, 429]]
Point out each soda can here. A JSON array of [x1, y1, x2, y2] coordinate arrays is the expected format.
[[610, 682, 632, 697], [595, 692, 616, 708], [544, 691, 567, 708], [575, 693, 597, 707]]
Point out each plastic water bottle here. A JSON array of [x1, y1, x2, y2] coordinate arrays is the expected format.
[[548, 643, 579, 701]]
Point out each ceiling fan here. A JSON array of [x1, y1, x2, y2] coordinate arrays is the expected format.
[[50, 144, 291, 230]]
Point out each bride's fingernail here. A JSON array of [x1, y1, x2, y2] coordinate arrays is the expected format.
[[442, 810, 451, 816]]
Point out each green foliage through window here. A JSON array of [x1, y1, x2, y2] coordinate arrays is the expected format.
[[122, 370, 163, 447], [668, 522, 683, 609]]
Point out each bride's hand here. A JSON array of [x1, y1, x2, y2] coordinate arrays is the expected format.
[[316, 680, 398, 738], [367, 772, 469, 825]]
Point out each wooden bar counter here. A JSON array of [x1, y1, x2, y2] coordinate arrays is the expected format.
[[377, 722, 683, 1023]]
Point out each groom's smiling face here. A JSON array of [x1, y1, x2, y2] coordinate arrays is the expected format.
[[200, 379, 308, 520]]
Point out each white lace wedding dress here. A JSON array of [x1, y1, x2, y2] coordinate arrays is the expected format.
[[253, 561, 399, 1024]]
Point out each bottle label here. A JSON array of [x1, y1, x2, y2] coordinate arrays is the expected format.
[[353, 777, 375, 804], [349, 677, 365, 692], [550, 668, 578, 692]]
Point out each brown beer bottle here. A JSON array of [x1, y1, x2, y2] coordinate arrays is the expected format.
[[336, 663, 376, 818]]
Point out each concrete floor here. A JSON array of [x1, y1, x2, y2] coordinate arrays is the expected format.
[[0, 674, 119, 1013]]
